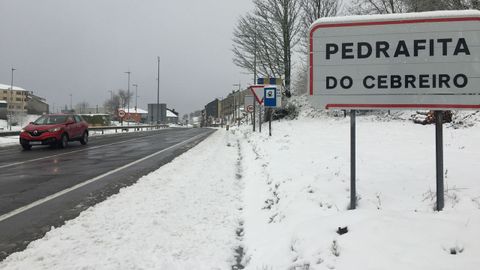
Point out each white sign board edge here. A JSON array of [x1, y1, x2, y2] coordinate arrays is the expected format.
[[308, 10, 480, 110]]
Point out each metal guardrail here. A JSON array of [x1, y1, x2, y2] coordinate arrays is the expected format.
[[0, 131, 20, 137], [0, 125, 170, 137]]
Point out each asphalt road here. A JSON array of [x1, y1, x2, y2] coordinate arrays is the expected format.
[[0, 127, 215, 260]]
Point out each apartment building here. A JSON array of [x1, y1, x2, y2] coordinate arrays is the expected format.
[[0, 83, 30, 114]]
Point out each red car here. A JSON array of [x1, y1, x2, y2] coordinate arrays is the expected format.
[[20, 114, 89, 150]]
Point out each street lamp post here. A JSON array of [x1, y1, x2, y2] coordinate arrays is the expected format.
[[132, 84, 138, 111], [125, 71, 131, 126], [69, 94, 73, 111], [233, 83, 241, 126], [8, 68, 16, 131], [157, 57, 160, 125]]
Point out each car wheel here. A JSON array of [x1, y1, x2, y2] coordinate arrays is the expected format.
[[80, 131, 89, 145], [58, 134, 68, 149], [21, 143, 32, 150]]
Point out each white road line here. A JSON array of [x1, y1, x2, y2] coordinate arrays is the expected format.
[[0, 132, 209, 223], [0, 132, 167, 169]]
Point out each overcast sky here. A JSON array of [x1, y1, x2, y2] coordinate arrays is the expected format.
[[0, 0, 254, 115]]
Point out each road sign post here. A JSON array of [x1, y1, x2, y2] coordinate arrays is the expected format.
[[253, 101, 256, 132], [435, 111, 445, 211], [350, 110, 356, 210], [309, 11, 480, 211], [250, 85, 264, 133], [264, 86, 281, 136], [118, 110, 126, 127], [259, 105, 262, 133], [245, 95, 255, 131]]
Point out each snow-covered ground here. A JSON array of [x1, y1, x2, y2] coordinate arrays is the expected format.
[[0, 136, 18, 147], [1, 102, 479, 269], [0, 130, 243, 269], [0, 115, 41, 132]]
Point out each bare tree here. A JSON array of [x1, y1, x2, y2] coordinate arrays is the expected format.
[[103, 94, 121, 114], [117, 89, 133, 108], [103, 89, 132, 114], [232, 13, 280, 82], [348, 0, 479, 14], [405, 0, 479, 11], [294, 0, 340, 94], [348, 0, 407, 14], [232, 0, 303, 96], [255, 0, 303, 95]]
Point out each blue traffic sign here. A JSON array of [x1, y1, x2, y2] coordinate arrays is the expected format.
[[264, 87, 277, 107]]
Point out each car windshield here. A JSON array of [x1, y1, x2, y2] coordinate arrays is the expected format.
[[33, 115, 69, 125]]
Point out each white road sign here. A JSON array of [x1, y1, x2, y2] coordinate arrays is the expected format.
[[309, 10, 480, 110], [118, 109, 126, 118], [249, 85, 265, 105], [244, 95, 255, 112]]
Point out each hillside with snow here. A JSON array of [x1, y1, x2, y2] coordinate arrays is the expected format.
[[1, 97, 479, 270]]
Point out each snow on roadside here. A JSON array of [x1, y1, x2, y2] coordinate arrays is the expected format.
[[0, 137, 18, 147], [235, 115, 480, 270], [0, 130, 243, 270]]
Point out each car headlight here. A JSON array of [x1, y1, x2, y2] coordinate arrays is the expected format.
[[21, 129, 25, 133], [48, 127, 62, 132]]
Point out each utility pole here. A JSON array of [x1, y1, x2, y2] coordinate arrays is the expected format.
[[69, 94, 73, 111], [233, 82, 241, 126], [108, 90, 114, 113], [8, 68, 16, 131], [125, 71, 131, 126], [157, 56, 160, 125], [132, 84, 138, 111]]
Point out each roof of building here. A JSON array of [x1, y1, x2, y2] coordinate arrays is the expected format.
[[167, 109, 178, 118], [0, 100, 7, 104], [120, 108, 148, 114], [0, 83, 27, 91]]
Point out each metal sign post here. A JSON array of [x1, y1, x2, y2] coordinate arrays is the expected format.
[[264, 85, 281, 137], [435, 111, 445, 211], [269, 108, 272, 136], [118, 109, 126, 127], [245, 95, 255, 131], [350, 110, 357, 210], [249, 85, 265, 133], [259, 105, 262, 133], [253, 101, 256, 132]]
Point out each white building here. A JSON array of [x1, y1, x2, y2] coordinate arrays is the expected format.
[[0, 83, 29, 114]]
